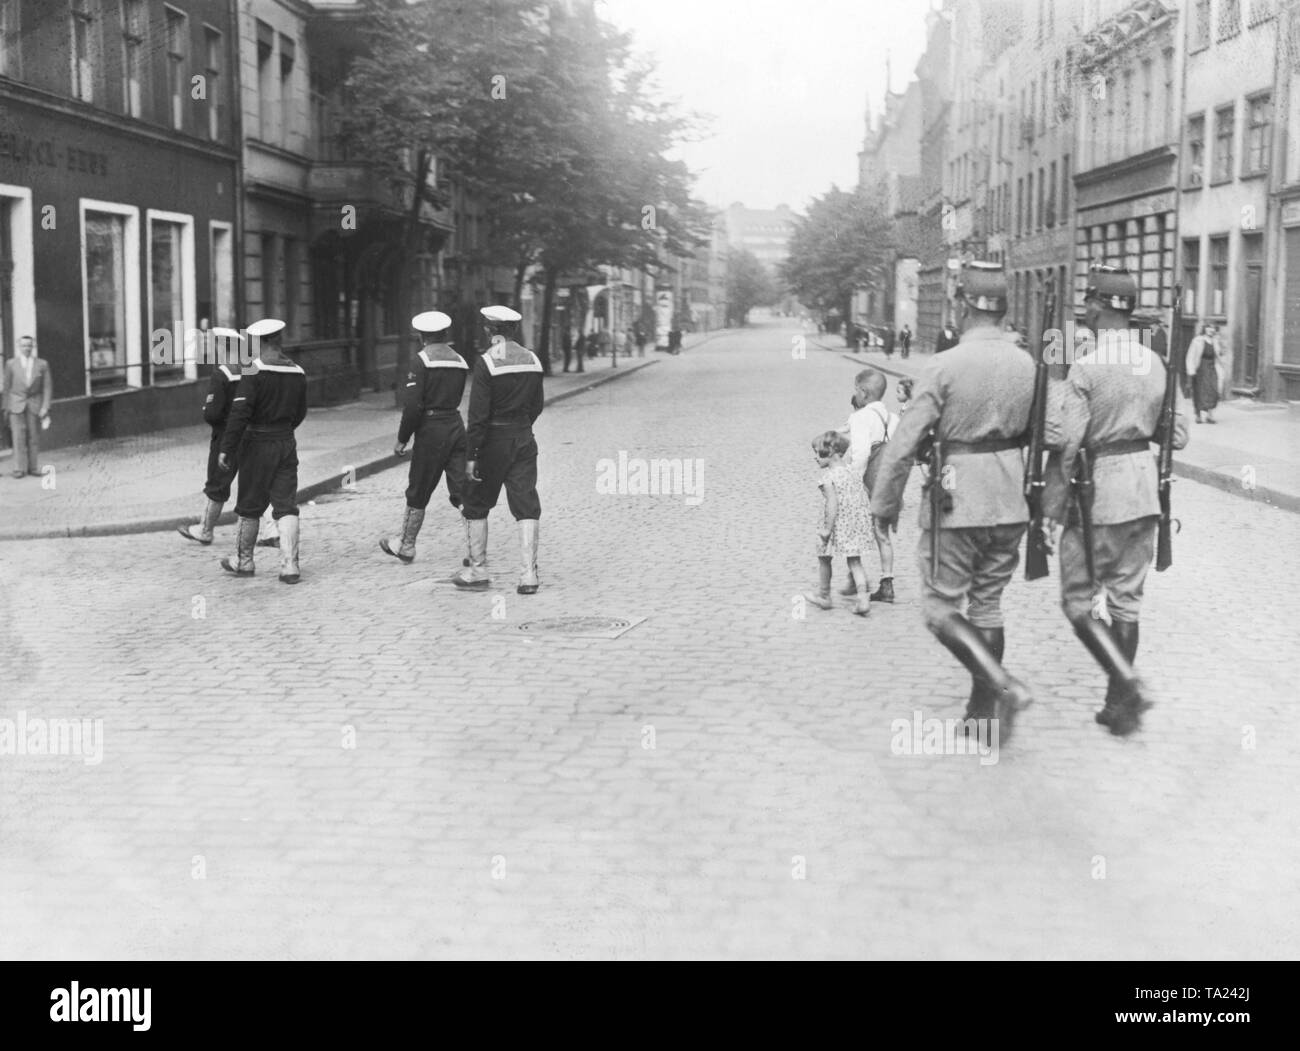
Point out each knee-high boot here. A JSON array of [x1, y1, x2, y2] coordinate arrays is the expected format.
[[380, 506, 425, 563], [1072, 616, 1150, 736], [277, 515, 301, 584], [453, 518, 491, 588], [220, 516, 259, 576], [179, 499, 223, 544], [930, 614, 1032, 741], [964, 626, 1005, 721], [517, 519, 539, 594]]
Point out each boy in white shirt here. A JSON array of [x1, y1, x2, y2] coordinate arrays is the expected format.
[[841, 369, 901, 602]]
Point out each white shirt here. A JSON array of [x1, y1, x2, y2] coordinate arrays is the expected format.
[[845, 400, 899, 477]]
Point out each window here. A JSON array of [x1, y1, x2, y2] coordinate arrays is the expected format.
[[1, 0, 20, 78], [1047, 160, 1057, 227], [1016, 177, 1023, 236], [1248, 0, 1275, 26], [1188, 114, 1206, 186], [165, 6, 186, 131], [1209, 236, 1228, 315], [121, 0, 144, 117], [1193, 0, 1211, 50], [1219, 0, 1242, 39], [1213, 104, 1235, 182], [210, 222, 234, 328], [1245, 93, 1271, 174], [1140, 59, 1152, 152], [1182, 239, 1199, 316], [260, 232, 281, 320], [1041, 70, 1048, 132], [83, 202, 140, 392], [1060, 153, 1070, 224], [1163, 48, 1175, 142], [1037, 167, 1045, 230], [1026, 172, 1033, 233], [283, 237, 298, 337], [279, 34, 295, 150], [204, 27, 222, 141], [71, 0, 100, 103], [1053, 59, 1061, 122], [149, 215, 192, 380], [1122, 70, 1133, 156], [256, 20, 274, 140]]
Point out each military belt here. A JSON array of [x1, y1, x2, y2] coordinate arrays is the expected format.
[[1089, 439, 1151, 458], [944, 436, 1025, 456]]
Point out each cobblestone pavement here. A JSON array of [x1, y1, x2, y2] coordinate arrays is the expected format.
[[2, 320, 1298, 960]]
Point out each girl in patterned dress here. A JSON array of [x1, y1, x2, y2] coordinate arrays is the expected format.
[[807, 430, 872, 615]]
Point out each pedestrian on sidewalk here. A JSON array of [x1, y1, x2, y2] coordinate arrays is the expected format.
[[1187, 323, 1226, 424], [1043, 265, 1190, 735], [807, 430, 871, 615], [561, 325, 574, 373], [454, 305, 544, 595], [840, 370, 899, 605], [613, 327, 627, 360], [882, 328, 895, 359], [178, 328, 246, 544], [217, 318, 308, 583], [381, 311, 469, 566], [4, 336, 52, 478], [870, 261, 1036, 740], [899, 325, 912, 359]]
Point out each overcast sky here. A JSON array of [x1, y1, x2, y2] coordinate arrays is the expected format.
[[600, 0, 934, 215]]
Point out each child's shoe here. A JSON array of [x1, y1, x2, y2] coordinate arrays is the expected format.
[[852, 594, 872, 617], [805, 589, 833, 610]]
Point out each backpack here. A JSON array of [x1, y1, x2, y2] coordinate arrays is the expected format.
[[862, 405, 893, 495]]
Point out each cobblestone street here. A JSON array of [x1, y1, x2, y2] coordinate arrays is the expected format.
[[2, 320, 1298, 959]]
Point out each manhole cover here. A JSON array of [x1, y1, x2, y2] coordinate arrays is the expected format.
[[515, 616, 645, 639]]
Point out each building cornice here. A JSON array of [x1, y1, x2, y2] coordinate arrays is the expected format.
[[1075, 144, 1176, 188]]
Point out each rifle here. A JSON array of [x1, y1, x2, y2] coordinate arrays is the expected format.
[[1071, 447, 1097, 590], [1023, 276, 1057, 580], [922, 430, 952, 578], [1155, 285, 1184, 572]]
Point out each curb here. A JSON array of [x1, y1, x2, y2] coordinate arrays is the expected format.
[[814, 338, 1300, 516], [1, 358, 662, 542]]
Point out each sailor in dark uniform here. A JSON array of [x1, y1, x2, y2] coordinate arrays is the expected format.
[[178, 328, 245, 544], [453, 305, 545, 594], [871, 262, 1036, 739], [218, 318, 308, 583], [1044, 266, 1190, 736], [381, 310, 469, 564]]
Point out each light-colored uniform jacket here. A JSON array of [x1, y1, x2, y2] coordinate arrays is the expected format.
[[1043, 331, 1190, 525], [870, 323, 1035, 528]]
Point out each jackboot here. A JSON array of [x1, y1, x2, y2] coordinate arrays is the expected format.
[[452, 518, 491, 588], [930, 613, 1032, 742], [277, 514, 301, 584], [220, 516, 259, 576], [869, 576, 895, 603], [179, 499, 223, 545], [964, 626, 1005, 724], [380, 506, 425, 564], [1072, 616, 1151, 736], [517, 519, 540, 594]]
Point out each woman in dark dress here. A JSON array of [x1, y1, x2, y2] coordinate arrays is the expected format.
[[1186, 323, 1226, 423]]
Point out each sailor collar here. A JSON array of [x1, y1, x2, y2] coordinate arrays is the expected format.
[[248, 358, 304, 374], [419, 346, 468, 369]]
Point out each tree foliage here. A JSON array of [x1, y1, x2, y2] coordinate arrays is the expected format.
[[725, 249, 777, 326], [781, 187, 893, 319]]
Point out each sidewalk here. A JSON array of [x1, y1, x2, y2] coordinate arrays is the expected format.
[[814, 335, 1300, 514], [0, 332, 721, 541]]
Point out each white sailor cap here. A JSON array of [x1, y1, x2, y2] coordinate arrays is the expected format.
[[246, 318, 286, 337], [211, 327, 244, 340], [412, 310, 453, 333], [480, 305, 522, 323]]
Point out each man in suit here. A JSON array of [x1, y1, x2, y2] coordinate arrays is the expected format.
[[4, 336, 52, 477]]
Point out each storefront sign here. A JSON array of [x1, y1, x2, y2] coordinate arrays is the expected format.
[[1078, 191, 1175, 230], [0, 133, 108, 176]]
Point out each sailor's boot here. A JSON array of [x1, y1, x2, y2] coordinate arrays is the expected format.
[[930, 614, 1033, 742], [380, 506, 425, 564], [277, 514, 301, 584], [517, 519, 540, 594], [452, 518, 491, 589], [178, 499, 223, 545], [1073, 616, 1151, 737], [220, 516, 259, 577]]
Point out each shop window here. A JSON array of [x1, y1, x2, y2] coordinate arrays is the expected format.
[[84, 205, 139, 392], [148, 215, 192, 381], [210, 222, 233, 328]]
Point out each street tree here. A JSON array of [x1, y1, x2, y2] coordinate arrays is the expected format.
[[725, 248, 777, 326]]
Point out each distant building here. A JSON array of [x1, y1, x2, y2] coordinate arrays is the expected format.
[[723, 202, 795, 273]]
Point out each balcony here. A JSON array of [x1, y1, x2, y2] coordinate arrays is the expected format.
[[308, 162, 454, 231]]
